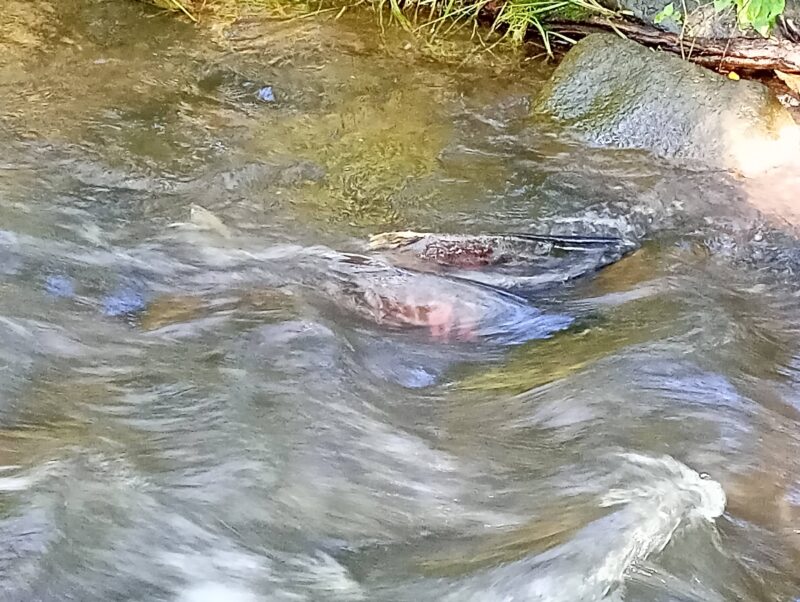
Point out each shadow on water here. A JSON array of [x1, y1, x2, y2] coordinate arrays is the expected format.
[[1, 1, 800, 601]]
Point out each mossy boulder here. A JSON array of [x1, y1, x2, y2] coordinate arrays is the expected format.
[[532, 34, 796, 172]]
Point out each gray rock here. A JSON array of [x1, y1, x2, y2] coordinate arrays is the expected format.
[[531, 33, 795, 171], [598, 0, 799, 39], [779, 6, 800, 41], [598, 0, 733, 36]]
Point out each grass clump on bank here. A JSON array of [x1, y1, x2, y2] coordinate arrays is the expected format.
[[141, 0, 314, 23], [139, 0, 615, 53], [141, 0, 791, 50], [370, 0, 613, 49]]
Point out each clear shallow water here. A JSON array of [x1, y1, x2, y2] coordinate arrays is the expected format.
[[1, 1, 800, 600]]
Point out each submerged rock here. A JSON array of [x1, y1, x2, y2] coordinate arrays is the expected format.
[[256, 86, 275, 103], [101, 288, 146, 317], [44, 275, 76, 299], [532, 33, 797, 173]]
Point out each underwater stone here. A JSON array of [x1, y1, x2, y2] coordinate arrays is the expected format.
[[44, 275, 76, 299], [102, 287, 146, 317], [256, 86, 275, 103]]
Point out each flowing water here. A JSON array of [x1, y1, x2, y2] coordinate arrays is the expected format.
[[1, 1, 800, 600]]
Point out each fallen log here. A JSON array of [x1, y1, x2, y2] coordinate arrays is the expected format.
[[547, 17, 800, 73]]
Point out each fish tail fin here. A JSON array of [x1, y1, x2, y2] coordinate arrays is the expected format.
[[503, 232, 632, 251]]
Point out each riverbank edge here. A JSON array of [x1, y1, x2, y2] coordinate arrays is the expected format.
[[137, 0, 800, 110]]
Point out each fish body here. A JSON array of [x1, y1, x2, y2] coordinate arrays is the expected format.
[[305, 250, 575, 345], [368, 231, 638, 293]]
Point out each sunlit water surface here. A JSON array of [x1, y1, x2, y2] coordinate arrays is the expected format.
[[1, 1, 800, 600]]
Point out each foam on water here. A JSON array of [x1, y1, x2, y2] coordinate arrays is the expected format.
[[176, 583, 259, 602], [396, 453, 725, 602]]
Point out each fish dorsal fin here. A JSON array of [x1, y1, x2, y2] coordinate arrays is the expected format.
[[368, 231, 430, 250]]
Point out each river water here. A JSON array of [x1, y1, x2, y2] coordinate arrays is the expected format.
[[1, 1, 800, 600]]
